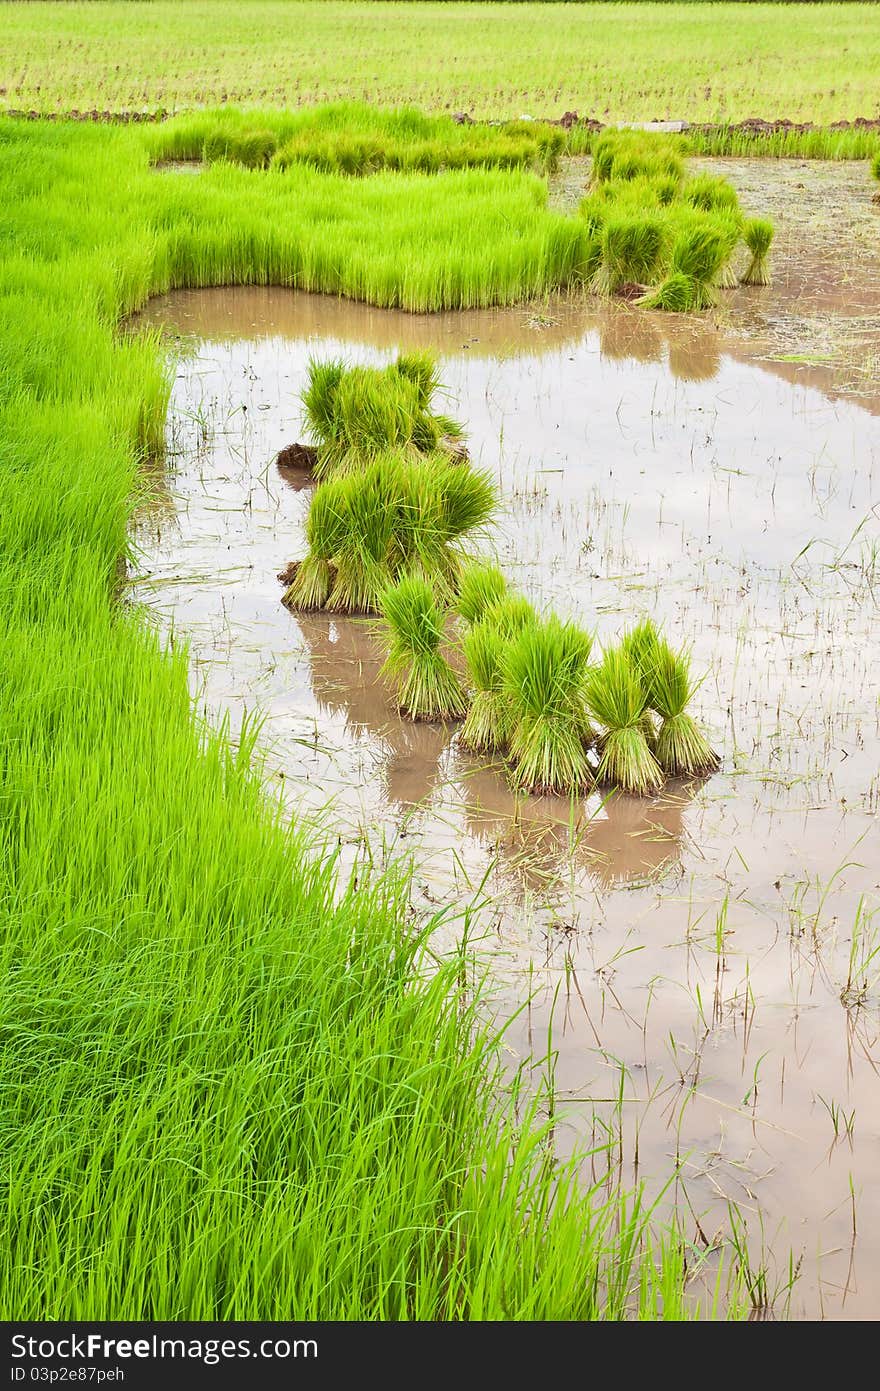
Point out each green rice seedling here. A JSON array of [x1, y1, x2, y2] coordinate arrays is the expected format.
[[301, 355, 464, 476], [455, 560, 508, 625], [648, 641, 720, 777], [619, 617, 663, 744], [639, 221, 729, 311], [486, 593, 539, 637], [302, 356, 346, 446], [740, 218, 775, 287], [591, 213, 667, 296], [326, 460, 399, 613], [586, 647, 663, 795], [380, 575, 466, 720], [683, 174, 740, 214], [281, 477, 347, 611], [503, 617, 594, 795], [872, 152, 880, 202], [460, 619, 515, 753], [590, 131, 684, 189]]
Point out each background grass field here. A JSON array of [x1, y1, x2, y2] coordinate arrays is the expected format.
[[1, 1, 879, 123]]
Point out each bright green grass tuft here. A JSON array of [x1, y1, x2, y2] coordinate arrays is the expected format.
[[455, 560, 508, 626], [645, 640, 720, 777], [586, 647, 663, 795], [740, 217, 775, 286], [503, 616, 594, 794], [380, 574, 466, 720]]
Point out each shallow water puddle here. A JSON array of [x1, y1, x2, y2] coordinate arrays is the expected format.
[[133, 285, 880, 1319]]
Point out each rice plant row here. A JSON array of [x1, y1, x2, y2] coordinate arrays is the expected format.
[[580, 130, 775, 309]]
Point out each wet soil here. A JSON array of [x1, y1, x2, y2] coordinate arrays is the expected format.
[[132, 159, 880, 1320]]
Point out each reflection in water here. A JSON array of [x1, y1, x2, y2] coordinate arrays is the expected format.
[[461, 760, 699, 892], [296, 612, 456, 811], [667, 329, 722, 383], [598, 309, 663, 366]]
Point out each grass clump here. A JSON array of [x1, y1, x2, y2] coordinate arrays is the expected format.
[[503, 617, 594, 795], [455, 560, 508, 625], [591, 213, 667, 296], [284, 452, 497, 615], [638, 222, 729, 311], [301, 354, 463, 478], [646, 641, 720, 777], [591, 130, 684, 189], [460, 620, 514, 754], [740, 218, 774, 286], [582, 131, 768, 312], [380, 575, 466, 720], [586, 647, 663, 795]]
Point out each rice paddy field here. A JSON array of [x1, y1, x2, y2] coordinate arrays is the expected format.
[[2, 2, 880, 126], [3, 1, 880, 1331]]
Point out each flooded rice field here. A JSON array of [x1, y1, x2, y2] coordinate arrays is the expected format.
[[133, 164, 880, 1320]]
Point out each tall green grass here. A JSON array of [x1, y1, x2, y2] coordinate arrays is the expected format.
[[149, 102, 566, 175]]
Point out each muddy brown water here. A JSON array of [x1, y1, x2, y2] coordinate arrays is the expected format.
[[133, 164, 880, 1320]]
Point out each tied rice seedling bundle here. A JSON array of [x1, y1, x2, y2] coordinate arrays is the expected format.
[[503, 616, 594, 795], [326, 462, 398, 613], [591, 213, 667, 296], [590, 131, 685, 190], [284, 453, 498, 615], [638, 220, 730, 311], [646, 640, 720, 777], [682, 174, 740, 215], [485, 593, 538, 637], [619, 617, 663, 745], [460, 620, 515, 754], [585, 647, 663, 795], [872, 152, 880, 202], [379, 575, 466, 721], [400, 458, 498, 600], [740, 218, 774, 287], [281, 480, 347, 611], [455, 561, 508, 625], [301, 355, 465, 478]]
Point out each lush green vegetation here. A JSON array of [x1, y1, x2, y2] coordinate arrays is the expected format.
[[150, 102, 566, 173], [3, 2, 880, 128], [1, 110, 746, 1319]]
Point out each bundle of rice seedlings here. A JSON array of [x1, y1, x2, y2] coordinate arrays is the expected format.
[[301, 355, 465, 476], [619, 617, 662, 743], [326, 460, 398, 613], [379, 575, 466, 721], [401, 458, 498, 597], [590, 131, 684, 189], [740, 218, 774, 286], [503, 617, 594, 795], [485, 593, 538, 637], [455, 560, 508, 625], [459, 620, 514, 753], [281, 479, 347, 611], [648, 640, 720, 776], [639, 222, 728, 311], [682, 174, 740, 214], [872, 152, 880, 203], [585, 647, 663, 795], [591, 214, 667, 296], [301, 357, 346, 446]]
